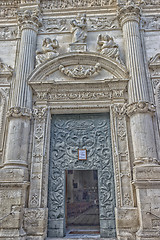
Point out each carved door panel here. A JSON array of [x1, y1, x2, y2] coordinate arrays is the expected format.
[[48, 113, 116, 238]]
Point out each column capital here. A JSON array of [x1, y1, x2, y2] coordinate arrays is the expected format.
[[18, 9, 41, 32], [126, 101, 155, 117], [7, 106, 32, 119], [118, 1, 141, 26]]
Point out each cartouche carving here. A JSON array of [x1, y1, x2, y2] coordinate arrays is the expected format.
[[97, 34, 122, 63], [127, 102, 155, 116], [7, 107, 32, 119], [36, 38, 59, 66], [59, 63, 101, 78]]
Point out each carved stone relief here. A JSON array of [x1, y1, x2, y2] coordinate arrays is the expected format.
[[0, 27, 18, 39], [0, 8, 17, 18], [141, 17, 160, 30], [29, 107, 48, 208], [139, 0, 160, 5], [36, 38, 59, 66], [111, 104, 134, 207], [59, 63, 101, 78], [97, 34, 122, 63], [40, 16, 119, 34], [41, 0, 117, 10], [48, 113, 116, 238]]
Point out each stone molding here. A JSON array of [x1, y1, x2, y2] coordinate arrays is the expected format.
[[7, 107, 32, 119], [29, 52, 128, 83], [0, 59, 13, 78], [126, 101, 156, 117], [118, 2, 140, 26], [18, 9, 41, 32]]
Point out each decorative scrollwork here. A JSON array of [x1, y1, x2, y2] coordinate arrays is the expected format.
[[59, 63, 101, 79]]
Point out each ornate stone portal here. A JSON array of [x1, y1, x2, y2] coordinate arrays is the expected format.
[[0, 1, 160, 240]]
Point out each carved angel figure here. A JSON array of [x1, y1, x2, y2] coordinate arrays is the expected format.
[[97, 34, 121, 62], [70, 14, 87, 43], [36, 38, 59, 66]]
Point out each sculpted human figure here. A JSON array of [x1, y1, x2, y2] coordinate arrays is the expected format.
[[97, 34, 121, 62], [36, 38, 59, 65], [70, 14, 87, 43]]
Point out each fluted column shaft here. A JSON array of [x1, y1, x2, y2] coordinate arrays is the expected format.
[[122, 18, 149, 103], [12, 28, 37, 108], [119, 4, 157, 165], [4, 10, 40, 168]]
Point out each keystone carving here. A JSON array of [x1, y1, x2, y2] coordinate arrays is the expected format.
[[97, 34, 122, 63], [36, 38, 59, 66], [59, 63, 101, 78]]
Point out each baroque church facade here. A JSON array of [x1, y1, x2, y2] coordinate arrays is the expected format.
[[0, 0, 160, 239]]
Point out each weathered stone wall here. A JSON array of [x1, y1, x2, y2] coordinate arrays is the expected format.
[[0, 0, 160, 239]]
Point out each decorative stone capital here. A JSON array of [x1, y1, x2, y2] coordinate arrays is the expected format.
[[33, 107, 47, 121], [127, 102, 155, 117], [18, 9, 41, 32], [118, 1, 140, 26], [7, 107, 32, 119], [111, 103, 127, 116]]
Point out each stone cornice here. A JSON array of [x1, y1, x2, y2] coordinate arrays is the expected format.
[[127, 101, 155, 116], [7, 107, 32, 119], [118, 2, 141, 26], [18, 9, 41, 32]]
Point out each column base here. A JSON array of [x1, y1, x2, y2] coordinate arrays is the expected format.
[[0, 228, 26, 240]]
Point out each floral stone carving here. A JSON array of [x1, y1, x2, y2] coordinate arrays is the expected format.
[[97, 34, 122, 63], [36, 38, 59, 66], [59, 63, 101, 78]]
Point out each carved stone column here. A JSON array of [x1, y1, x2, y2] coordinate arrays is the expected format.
[[4, 9, 41, 168], [118, 2, 160, 240]]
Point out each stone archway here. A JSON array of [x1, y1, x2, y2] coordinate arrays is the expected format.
[[26, 52, 136, 240]]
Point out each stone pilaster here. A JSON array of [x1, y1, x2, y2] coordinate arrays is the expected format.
[[118, 2, 160, 240]]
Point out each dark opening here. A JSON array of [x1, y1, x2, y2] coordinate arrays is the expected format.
[[66, 170, 100, 233]]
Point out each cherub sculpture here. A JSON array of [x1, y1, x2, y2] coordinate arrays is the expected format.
[[70, 14, 87, 43], [97, 34, 121, 63], [36, 38, 59, 66]]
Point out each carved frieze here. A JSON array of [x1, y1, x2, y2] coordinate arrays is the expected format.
[[41, 0, 116, 10], [40, 16, 119, 34], [0, 8, 17, 18], [0, 27, 18, 40], [141, 17, 160, 30], [59, 63, 101, 78], [36, 38, 59, 66], [139, 0, 160, 5]]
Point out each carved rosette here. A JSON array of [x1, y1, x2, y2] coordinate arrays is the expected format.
[[18, 9, 41, 32], [118, 1, 140, 26], [127, 102, 155, 117], [7, 107, 32, 119]]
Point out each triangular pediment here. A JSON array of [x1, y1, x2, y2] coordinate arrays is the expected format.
[[149, 53, 160, 67]]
